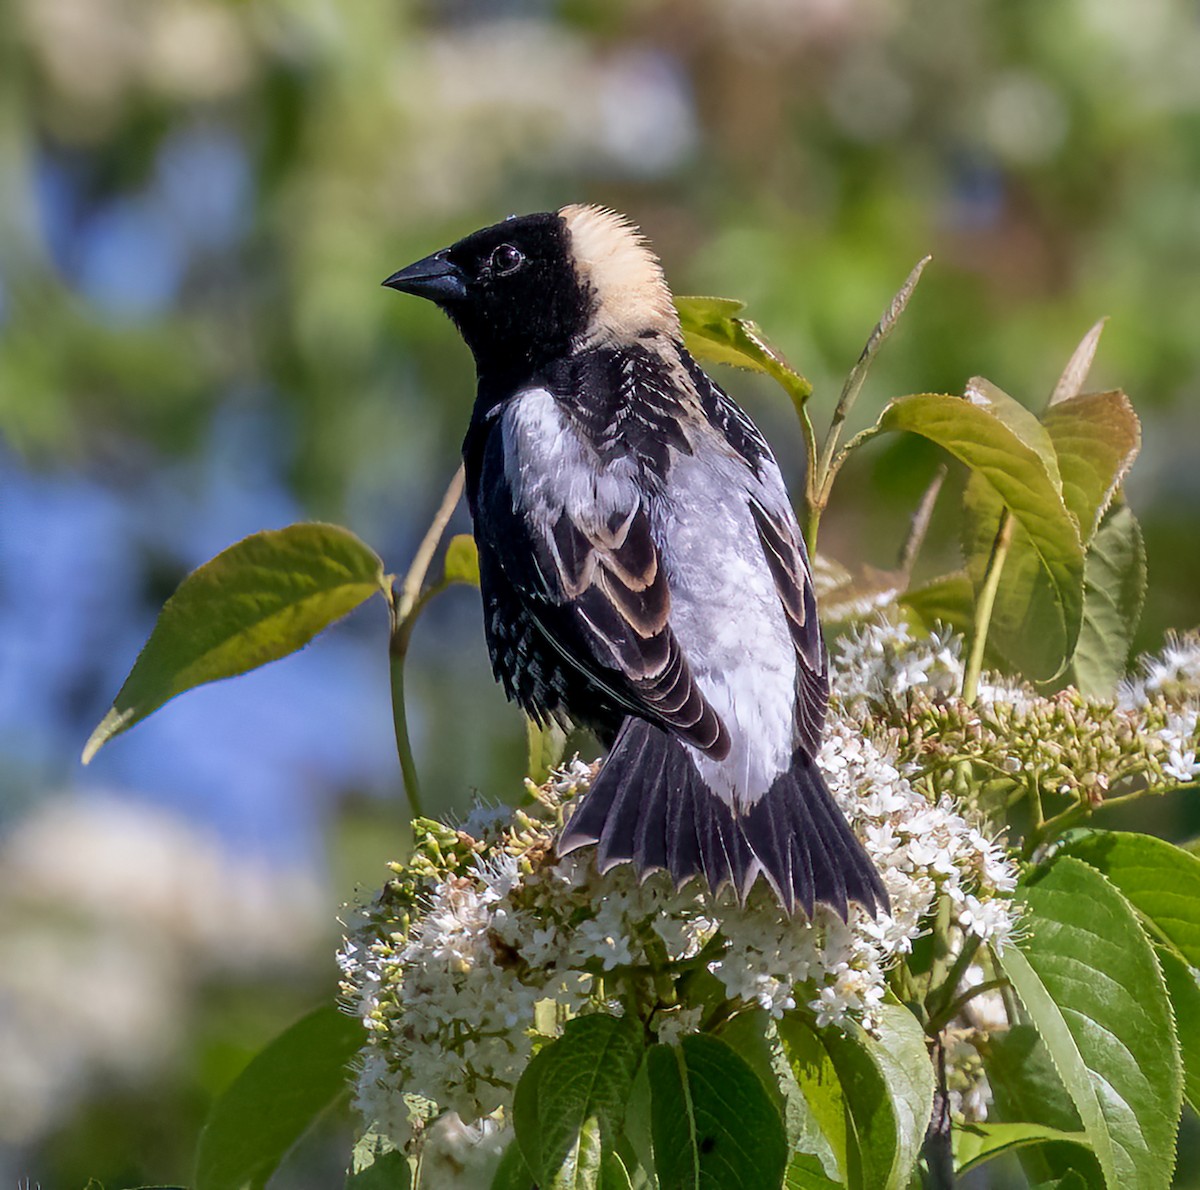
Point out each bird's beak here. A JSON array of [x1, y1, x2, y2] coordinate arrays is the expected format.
[[382, 250, 467, 304]]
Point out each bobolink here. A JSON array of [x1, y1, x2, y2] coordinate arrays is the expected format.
[[384, 205, 887, 918]]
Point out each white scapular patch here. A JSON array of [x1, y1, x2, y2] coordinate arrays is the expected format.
[[651, 444, 799, 812], [501, 387, 641, 539], [559, 204, 681, 348]]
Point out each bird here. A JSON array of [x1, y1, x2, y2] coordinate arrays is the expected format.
[[383, 204, 887, 918]]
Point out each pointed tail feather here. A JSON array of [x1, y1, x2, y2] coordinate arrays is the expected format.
[[558, 719, 889, 918]]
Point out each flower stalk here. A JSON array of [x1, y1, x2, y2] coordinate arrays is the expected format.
[[387, 465, 466, 817]]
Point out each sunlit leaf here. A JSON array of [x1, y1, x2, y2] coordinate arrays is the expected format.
[[1063, 830, 1200, 966], [1041, 391, 1139, 542], [676, 295, 812, 400], [776, 1015, 851, 1184], [959, 389, 1139, 684], [953, 1122, 1089, 1176], [1066, 502, 1147, 697], [444, 533, 481, 587], [899, 571, 975, 636], [648, 1035, 787, 1190], [777, 1004, 932, 1190], [876, 382, 1084, 681], [784, 1153, 842, 1189], [195, 1004, 362, 1190], [717, 1009, 829, 1164], [513, 1014, 644, 1189], [84, 523, 386, 762], [997, 857, 1182, 1190], [866, 1004, 935, 1185]]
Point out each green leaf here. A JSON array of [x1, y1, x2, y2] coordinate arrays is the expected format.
[[1062, 830, 1200, 966], [981, 1024, 1099, 1188], [1040, 391, 1139, 542], [775, 1015, 850, 1184], [1066, 503, 1146, 697], [526, 716, 568, 786], [346, 1135, 411, 1189], [961, 475, 1054, 680], [996, 857, 1182, 1190], [444, 533, 481, 587], [675, 295, 812, 400], [865, 1004, 935, 1185], [717, 1010, 826, 1161], [647, 1034, 788, 1190], [1048, 318, 1108, 408], [621, 1053, 658, 1188], [492, 1138, 537, 1190], [961, 390, 1141, 685], [195, 1003, 363, 1190], [784, 1153, 842, 1189], [898, 571, 975, 636], [1155, 945, 1200, 1114], [600, 1149, 635, 1190], [777, 1005, 931, 1190], [1032, 1175, 1090, 1190], [513, 1013, 645, 1189], [84, 523, 386, 762], [877, 382, 1084, 680], [953, 1122, 1089, 1176]]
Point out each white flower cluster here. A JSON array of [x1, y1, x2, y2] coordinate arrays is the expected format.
[[1157, 709, 1200, 785], [338, 707, 1019, 1145], [831, 618, 965, 704], [1120, 630, 1200, 709], [1121, 632, 1200, 784], [831, 616, 1040, 714]]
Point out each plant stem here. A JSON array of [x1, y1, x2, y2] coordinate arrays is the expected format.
[[389, 624, 424, 819], [962, 509, 1013, 704], [899, 464, 949, 578], [803, 255, 932, 554], [926, 933, 982, 1034], [1025, 800, 1086, 857], [1094, 785, 1154, 812], [930, 978, 1010, 1034], [922, 1037, 956, 1189], [387, 465, 467, 818], [397, 466, 466, 620]]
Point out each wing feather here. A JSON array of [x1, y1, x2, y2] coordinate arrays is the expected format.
[[477, 392, 730, 759], [747, 496, 828, 757], [542, 504, 730, 757]]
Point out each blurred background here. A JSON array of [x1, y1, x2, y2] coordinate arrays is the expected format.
[[3, 0, 1200, 1185]]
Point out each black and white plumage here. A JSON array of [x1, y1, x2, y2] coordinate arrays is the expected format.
[[383, 204, 887, 918]]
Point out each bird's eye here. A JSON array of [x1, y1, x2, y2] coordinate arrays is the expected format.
[[489, 244, 526, 277]]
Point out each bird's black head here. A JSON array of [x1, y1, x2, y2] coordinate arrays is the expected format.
[[383, 205, 680, 386], [383, 212, 585, 381]]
